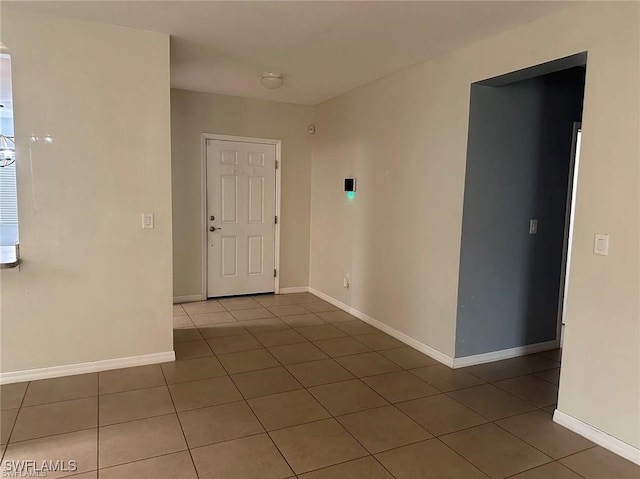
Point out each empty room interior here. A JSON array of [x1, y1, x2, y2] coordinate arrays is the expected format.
[[0, 2, 638, 478]]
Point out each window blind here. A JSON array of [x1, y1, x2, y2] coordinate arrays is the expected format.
[[0, 163, 18, 224]]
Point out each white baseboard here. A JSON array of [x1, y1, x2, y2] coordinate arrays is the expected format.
[[0, 351, 175, 385], [173, 295, 203, 304], [453, 339, 560, 368], [553, 409, 640, 465], [279, 286, 310, 294], [308, 287, 455, 367], [175, 288, 311, 300]]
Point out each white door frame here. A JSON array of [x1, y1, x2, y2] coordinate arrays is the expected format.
[[556, 122, 582, 346], [201, 133, 282, 299]]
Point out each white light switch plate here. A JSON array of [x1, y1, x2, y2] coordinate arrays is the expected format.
[[142, 213, 154, 229], [593, 233, 609, 256]]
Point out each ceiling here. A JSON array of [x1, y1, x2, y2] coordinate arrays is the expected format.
[[5, 1, 571, 105]]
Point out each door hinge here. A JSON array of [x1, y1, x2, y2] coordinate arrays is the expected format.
[[275, 215, 278, 225], [275, 160, 279, 170], [274, 268, 277, 278]]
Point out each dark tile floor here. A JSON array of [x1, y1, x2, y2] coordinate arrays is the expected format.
[[1, 293, 638, 478]]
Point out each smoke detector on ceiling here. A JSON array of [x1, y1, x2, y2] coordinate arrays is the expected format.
[[261, 72, 283, 89]]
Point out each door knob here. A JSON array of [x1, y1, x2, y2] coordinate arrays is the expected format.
[[209, 226, 221, 232]]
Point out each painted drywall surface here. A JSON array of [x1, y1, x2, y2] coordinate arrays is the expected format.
[[310, 2, 639, 447], [557, 9, 639, 449], [456, 69, 585, 357], [171, 89, 314, 297], [0, 10, 173, 371]]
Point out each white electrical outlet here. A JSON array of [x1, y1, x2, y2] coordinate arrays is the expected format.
[[529, 219, 538, 235], [344, 273, 351, 289], [142, 213, 154, 229]]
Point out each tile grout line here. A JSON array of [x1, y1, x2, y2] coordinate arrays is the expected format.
[[5, 425, 99, 448], [95, 403, 287, 472], [19, 394, 95, 408], [8, 376, 186, 448], [224, 375, 300, 478], [96, 449, 201, 476], [7, 295, 569, 477], [3, 380, 31, 452], [221, 304, 390, 477], [3, 348, 555, 448], [286, 356, 488, 479], [6, 381, 187, 432], [502, 457, 589, 479], [176, 306, 571, 478], [492, 417, 596, 466], [490, 372, 560, 401], [264, 386, 377, 477], [410, 361, 592, 478], [429, 436, 493, 478], [70, 332, 600, 474], [5, 300, 576, 479], [300, 376, 404, 479], [439, 381, 560, 426], [177, 304, 515, 415], [215, 293, 367, 475], [158, 361, 201, 479], [234, 317, 421, 478], [152, 298, 577, 477], [10, 378, 177, 425], [530, 370, 562, 387]]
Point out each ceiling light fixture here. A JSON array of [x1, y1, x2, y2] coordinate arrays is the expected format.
[[261, 72, 283, 89]]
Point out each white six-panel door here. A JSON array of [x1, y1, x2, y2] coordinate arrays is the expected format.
[[206, 139, 276, 297]]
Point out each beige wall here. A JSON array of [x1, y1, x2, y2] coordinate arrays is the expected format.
[[310, 2, 639, 448], [0, 10, 173, 372], [1, 0, 637, 453], [171, 89, 314, 298]]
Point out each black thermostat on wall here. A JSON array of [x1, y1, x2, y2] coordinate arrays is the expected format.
[[344, 177, 356, 192]]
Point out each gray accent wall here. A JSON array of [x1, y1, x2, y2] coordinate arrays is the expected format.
[[456, 67, 585, 358]]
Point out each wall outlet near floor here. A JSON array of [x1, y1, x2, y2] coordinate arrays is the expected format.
[[529, 219, 538, 235], [344, 273, 351, 288]]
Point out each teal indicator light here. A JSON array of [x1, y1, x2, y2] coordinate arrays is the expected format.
[[344, 177, 356, 199]]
